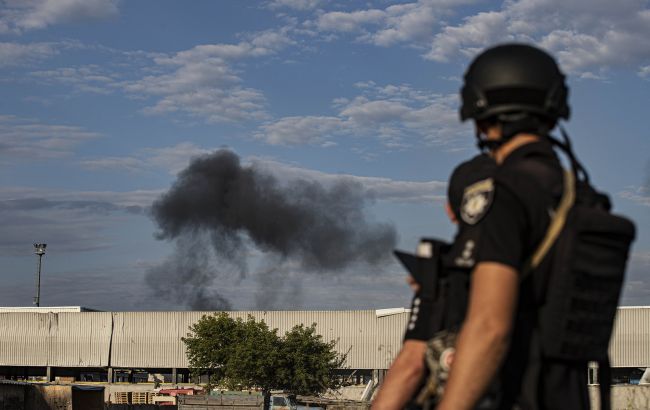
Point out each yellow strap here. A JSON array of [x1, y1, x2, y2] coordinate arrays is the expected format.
[[525, 169, 575, 273]]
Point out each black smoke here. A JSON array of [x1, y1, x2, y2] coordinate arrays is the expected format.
[[146, 149, 397, 309], [145, 236, 233, 310]]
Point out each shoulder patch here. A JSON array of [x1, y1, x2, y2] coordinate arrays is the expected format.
[[460, 178, 494, 225]]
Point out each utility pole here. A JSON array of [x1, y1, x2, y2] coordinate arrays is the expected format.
[[33, 243, 47, 307]]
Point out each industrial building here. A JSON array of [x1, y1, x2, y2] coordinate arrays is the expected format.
[[0, 308, 408, 383], [0, 307, 649, 384]]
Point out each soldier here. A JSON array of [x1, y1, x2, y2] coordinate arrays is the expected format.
[[437, 43, 587, 410], [372, 153, 496, 410]]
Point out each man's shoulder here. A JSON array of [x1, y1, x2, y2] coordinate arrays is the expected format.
[[495, 144, 563, 207]]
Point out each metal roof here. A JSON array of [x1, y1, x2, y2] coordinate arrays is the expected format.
[[0, 306, 98, 313]]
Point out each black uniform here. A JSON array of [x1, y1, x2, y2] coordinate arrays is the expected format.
[[446, 140, 590, 409], [403, 154, 496, 343]]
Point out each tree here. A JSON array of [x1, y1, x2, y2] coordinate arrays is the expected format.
[[222, 316, 280, 391], [275, 324, 347, 395], [182, 313, 346, 394]]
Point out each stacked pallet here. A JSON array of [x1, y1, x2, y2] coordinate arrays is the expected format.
[[152, 395, 177, 405], [148, 392, 161, 404], [131, 391, 148, 404], [112, 391, 129, 404]]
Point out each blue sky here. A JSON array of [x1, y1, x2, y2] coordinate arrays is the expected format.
[[0, 0, 648, 311]]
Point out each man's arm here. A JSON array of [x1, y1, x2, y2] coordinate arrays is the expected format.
[[437, 262, 518, 410], [371, 340, 427, 410]]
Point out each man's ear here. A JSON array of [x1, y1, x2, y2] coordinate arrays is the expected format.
[[445, 201, 458, 224]]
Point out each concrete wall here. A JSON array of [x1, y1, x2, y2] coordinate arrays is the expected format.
[[589, 385, 650, 410]]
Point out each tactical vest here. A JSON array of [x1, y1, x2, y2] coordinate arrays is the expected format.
[[526, 134, 636, 363], [518, 133, 637, 410]]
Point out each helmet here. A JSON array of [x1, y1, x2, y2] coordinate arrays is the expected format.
[[460, 43, 570, 122]]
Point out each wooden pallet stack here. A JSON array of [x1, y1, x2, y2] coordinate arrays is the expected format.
[[112, 391, 129, 404], [148, 392, 160, 404], [131, 391, 148, 404]]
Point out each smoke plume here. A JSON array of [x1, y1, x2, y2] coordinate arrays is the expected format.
[[146, 149, 397, 309]]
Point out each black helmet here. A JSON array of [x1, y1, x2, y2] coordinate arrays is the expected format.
[[460, 43, 570, 122]]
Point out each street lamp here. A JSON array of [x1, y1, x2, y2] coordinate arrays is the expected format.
[[33, 243, 47, 307]]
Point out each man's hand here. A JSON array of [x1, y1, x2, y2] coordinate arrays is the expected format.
[[371, 340, 427, 410], [437, 262, 518, 410], [406, 275, 421, 293]]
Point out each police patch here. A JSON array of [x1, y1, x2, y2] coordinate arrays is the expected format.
[[460, 178, 494, 225]]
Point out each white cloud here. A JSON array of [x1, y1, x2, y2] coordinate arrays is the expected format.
[[313, 0, 475, 47], [0, 185, 160, 257], [256, 82, 469, 148], [1, 0, 119, 33], [638, 65, 650, 78], [341, 99, 411, 125], [268, 0, 322, 11], [122, 28, 295, 123], [425, 0, 650, 75], [80, 156, 145, 173], [78, 144, 448, 204], [618, 186, 650, 207], [0, 115, 99, 162], [142, 143, 213, 173], [316, 10, 386, 32], [631, 251, 650, 266], [81, 142, 211, 175], [364, 1, 438, 46], [0, 186, 160, 209], [250, 157, 448, 203], [31, 65, 119, 94], [257, 116, 345, 145], [427, 11, 511, 62], [141, 87, 269, 123], [0, 42, 58, 67]]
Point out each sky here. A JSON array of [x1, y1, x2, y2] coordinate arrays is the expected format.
[[0, 0, 648, 311]]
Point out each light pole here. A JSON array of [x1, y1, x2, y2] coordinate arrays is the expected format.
[[33, 243, 46, 307]]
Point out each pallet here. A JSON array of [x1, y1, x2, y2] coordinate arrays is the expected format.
[[152, 395, 177, 404], [131, 391, 148, 404], [148, 392, 162, 404], [112, 391, 129, 404]]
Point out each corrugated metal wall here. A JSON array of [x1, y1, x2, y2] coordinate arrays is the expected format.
[[0, 313, 111, 367], [4, 308, 650, 370], [49, 312, 112, 367], [609, 307, 650, 367], [111, 311, 199, 369], [0, 313, 50, 366], [376, 314, 408, 369], [110, 311, 398, 369]]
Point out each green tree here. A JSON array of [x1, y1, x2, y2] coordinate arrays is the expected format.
[[275, 324, 347, 395], [182, 313, 279, 390], [222, 316, 280, 390], [182, 313, 346, 394]]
